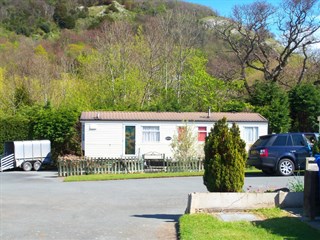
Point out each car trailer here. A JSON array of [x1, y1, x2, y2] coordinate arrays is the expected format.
[[0, 140, 51, 171]]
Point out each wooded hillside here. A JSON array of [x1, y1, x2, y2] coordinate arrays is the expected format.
[[0, 0, 319, 156]]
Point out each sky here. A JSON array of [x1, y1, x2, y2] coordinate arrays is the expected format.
[[183, 0, 282, 17]]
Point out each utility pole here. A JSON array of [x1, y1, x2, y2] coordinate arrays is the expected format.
[[318, 116, 320, 134]]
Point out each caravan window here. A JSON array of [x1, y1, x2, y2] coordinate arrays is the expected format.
[[142, 126, 160, 142], [198, 127, 207, 142], [244, 127, 258, 143]]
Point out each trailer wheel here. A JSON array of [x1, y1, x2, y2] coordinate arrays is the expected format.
[[22, 162, 32, 171], [33, 161, 41, 171]]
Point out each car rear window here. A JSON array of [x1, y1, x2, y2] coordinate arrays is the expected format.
[[251, 136, 271, 147], [272, 135, 288, 146]]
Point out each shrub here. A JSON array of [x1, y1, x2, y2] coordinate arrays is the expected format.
[[312, 139, 320, 155], [0, 115, 31, 154], [288, 174, 304, 192], [170, 122, 198, 161], [0, 105, 81, 162], [30, 106, 81, 160], [203, 117, 247, 192]]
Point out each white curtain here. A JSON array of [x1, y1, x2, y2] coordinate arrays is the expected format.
[[142, 126, 160, 142], [244, 127, 258, 143]]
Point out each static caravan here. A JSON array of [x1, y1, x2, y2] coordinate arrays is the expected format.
[[80, 111, 268, 158]]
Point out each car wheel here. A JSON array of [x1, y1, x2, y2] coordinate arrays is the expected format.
[[33, 161, 41, 171], [22, 161, 32, 171], [277, 158, 295, 176], [262, 169, 275, 175]]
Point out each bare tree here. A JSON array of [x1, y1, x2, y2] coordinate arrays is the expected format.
[[169, 8, 204, 102], [95, 21, 136, 106], [216, 1, 274, 93], [255, 0, 320, 83], [136, 8, 204, 107], [216, 0, 320, 92], [303, 49, 320, 85], [136, 16, 166, 107]]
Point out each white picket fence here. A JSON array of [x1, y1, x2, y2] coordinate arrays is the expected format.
[[58, 157, 204, 177]]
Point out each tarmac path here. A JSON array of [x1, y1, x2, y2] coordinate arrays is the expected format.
[[0, 171, 301, 240]]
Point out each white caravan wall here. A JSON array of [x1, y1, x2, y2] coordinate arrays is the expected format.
[[84, 122, 123, 158], [83, 120, 268, 158]]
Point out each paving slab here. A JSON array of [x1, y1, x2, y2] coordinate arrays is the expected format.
[[215, 212, 263, 222]]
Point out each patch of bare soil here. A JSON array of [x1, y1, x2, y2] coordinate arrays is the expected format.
[[156, 222, 178, 240]]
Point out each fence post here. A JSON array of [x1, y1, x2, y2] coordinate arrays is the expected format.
[[58, 159, 62, 177], [304, 157, 320, 220]]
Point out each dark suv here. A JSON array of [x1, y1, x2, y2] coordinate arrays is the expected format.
[[247, 133, 313, 176]]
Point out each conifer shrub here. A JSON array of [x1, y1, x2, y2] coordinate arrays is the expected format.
[[203, 117, 247, 192]]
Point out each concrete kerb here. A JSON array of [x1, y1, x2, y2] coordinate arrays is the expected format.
[[185, 191, 304, 214]]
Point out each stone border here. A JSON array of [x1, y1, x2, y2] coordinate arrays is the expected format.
[[185, 191, 304, 214]]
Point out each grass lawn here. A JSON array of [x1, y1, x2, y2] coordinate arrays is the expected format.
[[63, 168, 262, 182], [179, 208, 320, 240], [64, 171, 204, 182]]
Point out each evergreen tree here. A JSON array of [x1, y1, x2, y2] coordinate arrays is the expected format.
[[249, 81, 291, 133], [203, 117, 247, 192], [289, 83, 320, 132], [53, 1, 76, 29]]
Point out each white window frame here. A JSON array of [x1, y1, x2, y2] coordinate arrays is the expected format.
[[244, 127, 259, 143], [142, 126, 160, 143], [81, 123, 85, 150]]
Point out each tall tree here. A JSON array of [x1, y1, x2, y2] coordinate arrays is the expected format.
[[249, 81, 291, 133], [136, 17, 166, 108], [168, 8, 204, 103], [216, 1, 274, 94], [180, 51, 233, 112], [216, 0, 320, 92], [289, 83, 320, 132], [94, 21, 140, 109]]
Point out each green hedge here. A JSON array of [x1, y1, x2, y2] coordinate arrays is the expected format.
[[0, 115, 31, 154], [0, 106, 81, 162], [31, 107, 81, 160]]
